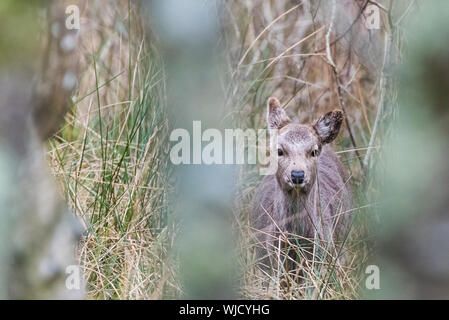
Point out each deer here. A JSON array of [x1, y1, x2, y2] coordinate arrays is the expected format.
[[251, 97, 352, 271]]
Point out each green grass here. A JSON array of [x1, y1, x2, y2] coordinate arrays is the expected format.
[[47, 1, 178, 299]]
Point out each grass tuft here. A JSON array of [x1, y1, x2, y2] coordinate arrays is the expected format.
[[47, 1, 179, 299]]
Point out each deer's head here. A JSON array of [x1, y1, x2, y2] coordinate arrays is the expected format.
[[267, 97, 343, 193]]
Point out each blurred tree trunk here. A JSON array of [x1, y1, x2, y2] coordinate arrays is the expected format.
[[145, 0, 238, 299], [0, 0, 83, 298]]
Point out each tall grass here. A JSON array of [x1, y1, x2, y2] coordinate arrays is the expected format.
[[47, 1, 179, 299], [222, 0, 380, 299]]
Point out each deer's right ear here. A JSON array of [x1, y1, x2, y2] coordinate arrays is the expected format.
[[267, 97, 291, 131]]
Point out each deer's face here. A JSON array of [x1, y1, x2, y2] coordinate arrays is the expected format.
[[267, 97, 343, 193], [276, 124, 320, 192]]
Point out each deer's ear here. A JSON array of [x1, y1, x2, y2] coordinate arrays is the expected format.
[[267, 97, 291, 131], [313, 110, 344, 144]]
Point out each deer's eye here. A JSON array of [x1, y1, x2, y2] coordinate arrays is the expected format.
[[311, 150, 319, 157], [277, 148, 284, 156]]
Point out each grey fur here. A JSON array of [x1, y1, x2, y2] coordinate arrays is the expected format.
[[251, 98, 352, 269]]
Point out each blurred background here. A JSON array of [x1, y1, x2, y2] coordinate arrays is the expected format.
[[0, 0, 448, 299]]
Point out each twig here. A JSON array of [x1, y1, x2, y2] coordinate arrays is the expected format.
[[325, 0, 337, 68], [395, 0, 416, 27], [316, 0, 370, 53], [362, 31, 391, 170], [363, 0, 396, 170], [237, 3, 303, 67], [326, 0, 365, 173], [333, 68, 365, 172], [368, 0, 388, 13]]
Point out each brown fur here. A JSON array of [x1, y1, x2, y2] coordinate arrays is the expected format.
[[252, 97, 352, 269]]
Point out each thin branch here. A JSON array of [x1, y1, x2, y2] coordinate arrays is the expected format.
[[368, 0, 388, 13], [395, 0, 416, 27], [363, 0, 396, 170], [325, 0, 337, 68], [326, 0, 365, 173], [316, 0, 370, 53], [237, 3, 303, 67], [362, 31, 391, 170], [332, 68, 365, 172]]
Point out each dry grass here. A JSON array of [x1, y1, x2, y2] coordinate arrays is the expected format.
[[47, 1, 179, 299], [222, 0, 385, 299]]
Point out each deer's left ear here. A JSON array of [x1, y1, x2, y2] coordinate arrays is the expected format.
[[313, 110, 344, 144]]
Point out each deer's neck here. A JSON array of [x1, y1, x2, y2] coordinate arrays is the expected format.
[[277, 180, 316, 216], [276, 181, 320, 236]]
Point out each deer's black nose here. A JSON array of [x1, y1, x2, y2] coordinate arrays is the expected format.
[[291, 171, 305, 184]]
